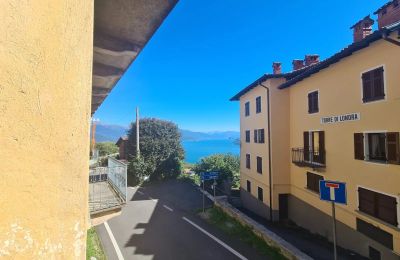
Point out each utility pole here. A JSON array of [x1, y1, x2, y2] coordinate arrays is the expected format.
[[136, 107, 140, 157], [91, 118, 99, 157]]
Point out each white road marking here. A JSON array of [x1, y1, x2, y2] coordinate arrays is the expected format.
[[148, 196, 157, 202], [182, 217, 248, 260], [104, 221, 125, 260], [137, 190, 144, 195], [163, 205, 174, 212]]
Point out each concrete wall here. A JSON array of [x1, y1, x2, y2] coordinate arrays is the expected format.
[[288, 35, 400, 256], [288, 194, 400, 260], [0, 1, 94, 258]]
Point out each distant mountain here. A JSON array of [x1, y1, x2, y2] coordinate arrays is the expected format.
[[180, 129, 240, 141], [95, 124, 240, 143], [95, 124, 128, 142]]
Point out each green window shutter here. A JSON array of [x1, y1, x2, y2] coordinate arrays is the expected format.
[[354, 133, 364, 160], [304, 132, 310, 161], [387, 132, 400, 165], [362, 71, 372, 102], [318, 131, 325, 164]]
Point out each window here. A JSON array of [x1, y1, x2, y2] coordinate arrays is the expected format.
[[245, 102, 250, 116], [357, 218, 393, 249], [256, 156, 262, 174], [256, 96, 262, 113], [245, 130, 250, 143], [354, 132, 400, 164], [369, 247, 381, 260], [306, 172, 323, 193], [362, 67, 385, 103], [254, 129, 265, 143], [368, 133, 386, 161], [246, 180, 251, 193], [308, 91, 319, 114], [358, 187, 398, 226], [257, 187, 263, 201], [303, 131, 325, 164], [246, 154, 250, 169]]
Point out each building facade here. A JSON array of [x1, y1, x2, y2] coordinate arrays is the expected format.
[[0, 0, 177, 258], [231, 2, 400, 259]]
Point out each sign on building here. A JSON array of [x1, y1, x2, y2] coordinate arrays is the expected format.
[[319, 180, 347, 204], [321, 113, 360, 124]]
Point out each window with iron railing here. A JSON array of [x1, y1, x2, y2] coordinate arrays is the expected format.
[[292, 131, 326, 167]]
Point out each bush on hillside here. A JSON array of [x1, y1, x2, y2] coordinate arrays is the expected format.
[[126, 118, 184, 185], [193, 153, 240, 188], [96, 142, 118, 156]]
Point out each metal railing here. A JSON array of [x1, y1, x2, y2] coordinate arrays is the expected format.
[[291, 148, 326, 168], [89, 157, 127, 214], [107, 157, 128, 202]]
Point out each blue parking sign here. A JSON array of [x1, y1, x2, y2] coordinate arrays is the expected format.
[[319, 180, 347, 204]]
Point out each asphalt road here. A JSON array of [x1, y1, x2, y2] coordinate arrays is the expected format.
[[96, 180, 266, 260]]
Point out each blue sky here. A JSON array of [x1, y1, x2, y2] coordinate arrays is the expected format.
[[94, 0, 387, 132]]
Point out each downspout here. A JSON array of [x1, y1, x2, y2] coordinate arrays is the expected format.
[[259, 82, 273, 221]]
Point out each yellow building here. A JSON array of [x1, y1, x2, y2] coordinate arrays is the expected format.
[[0, 0, 177, 258], [231, 2, 400, 259]]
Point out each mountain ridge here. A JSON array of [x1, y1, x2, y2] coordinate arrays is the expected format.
[[94, 124, 239, 142]]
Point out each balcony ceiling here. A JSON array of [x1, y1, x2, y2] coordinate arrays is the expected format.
[[92, 0, 178, 114]]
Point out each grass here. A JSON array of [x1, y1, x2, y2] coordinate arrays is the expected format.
[[86, 228, 106, 260], [177, 173, 201, 186], [202, 207, 287, 260]]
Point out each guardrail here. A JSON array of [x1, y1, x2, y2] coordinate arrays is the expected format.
[[107, 157, 128, 203], [89, 157, 127, 214]]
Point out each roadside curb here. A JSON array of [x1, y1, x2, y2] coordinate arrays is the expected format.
[[196, 185, 313, 260], [214, 198, 313, 260]]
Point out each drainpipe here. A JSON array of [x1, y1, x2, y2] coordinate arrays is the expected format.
[[259, 82, 273, 221]]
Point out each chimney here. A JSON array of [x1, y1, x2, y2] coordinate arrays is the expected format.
[[292, 59, 304, 71], [304, 55, 320, 66], [374, 0, 400, 29], [350, 15, 374, 42], [272, 62, 282, 74]]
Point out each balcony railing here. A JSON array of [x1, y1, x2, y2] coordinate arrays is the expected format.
[[291, 148, 326, 168], [89, 157, 127, 215]]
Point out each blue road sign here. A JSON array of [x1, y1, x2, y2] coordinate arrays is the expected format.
[[200, 172, 219, 181], [319, 180, 347, 204]]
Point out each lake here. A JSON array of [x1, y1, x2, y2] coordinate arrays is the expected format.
[[182, 139, 240, 164]]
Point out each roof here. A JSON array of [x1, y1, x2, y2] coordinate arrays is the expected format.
[[229, 66, 311, 101], [229, 74, 285, 101], [116, 136, 128, 146], [350, 15, 374, 29], [279, 24, 400, 90], [374, 0, 395, 14], [230, 16, 400, 100], [91, 0, 179, 114]]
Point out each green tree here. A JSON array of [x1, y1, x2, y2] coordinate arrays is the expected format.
[[96, 142, 118, 156], [193, 154, 240, 188], [127, 118, 184, 184]]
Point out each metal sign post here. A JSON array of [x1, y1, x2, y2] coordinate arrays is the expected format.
[[213, 179, 216, 197], [331, 202, 337, 260], [202, 179, 205, 213], [319, 180, 347, 260], [199, 172, 220, 212]]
